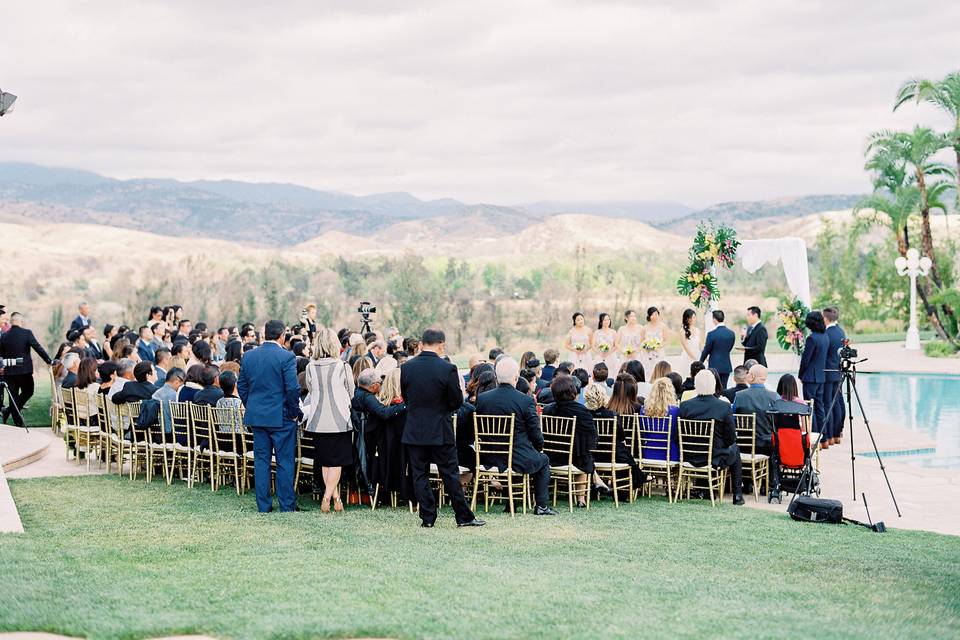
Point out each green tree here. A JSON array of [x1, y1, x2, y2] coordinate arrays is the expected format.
[[895, 71, 960, 203], [45, 306, 65, 354], [481, 263, 507, 296], [865, 127, 956, 342], [387, 256, 442, 337]]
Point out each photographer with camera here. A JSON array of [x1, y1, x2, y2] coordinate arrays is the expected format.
[[0, 311, 52, 426]]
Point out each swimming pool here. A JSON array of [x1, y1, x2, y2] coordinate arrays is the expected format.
[[769, 372, 960, 469]]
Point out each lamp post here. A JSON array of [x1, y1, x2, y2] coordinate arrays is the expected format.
[[895, 248, 932, 351]]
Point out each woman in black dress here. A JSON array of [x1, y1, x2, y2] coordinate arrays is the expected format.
[[602, 374, 646, 490], [541, 374, 598, 507]]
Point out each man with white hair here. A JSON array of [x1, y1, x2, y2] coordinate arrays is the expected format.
[[400, 329, 484, 528], [678, 369, 744, 505], [60, 352, 82, 389], [731, 364, 781, 493], [475, 356, 557, 515], [108, 359, 137, 401]]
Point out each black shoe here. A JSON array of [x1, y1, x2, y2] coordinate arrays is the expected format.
[[535, 505, 558, 516], [457, 518, 486, 527], [577, 500, 587, 509], [1, 408, 9, 424], [732, 494, 745, 506], [742, 484, 753, 495], [420, 521, 435, 528]]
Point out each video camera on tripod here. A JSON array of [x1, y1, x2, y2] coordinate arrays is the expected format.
[[1, 358, 24, 368], [357, 301, 376, 334]]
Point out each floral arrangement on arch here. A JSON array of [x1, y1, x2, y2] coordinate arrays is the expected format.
[[776, 296, 810, 355], [676, 221, 741, 308]]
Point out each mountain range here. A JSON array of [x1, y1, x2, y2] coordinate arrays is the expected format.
[[0, 161, 864, 246]]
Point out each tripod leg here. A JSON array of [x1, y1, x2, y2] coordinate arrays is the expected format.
[[847, 375, 856, 501], [848, 380, 901, 517]]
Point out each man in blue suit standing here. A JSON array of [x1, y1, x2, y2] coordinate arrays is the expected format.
[[238, 319, 303, 512], [822, 306, 846, 445], [700, 310, 735, 388]]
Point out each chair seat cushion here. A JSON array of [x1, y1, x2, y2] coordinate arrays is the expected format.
[[594, 462, 631, 471], [641, 458, 678, 467], [300, 457, 314, 466], [214, 451, 240, 458], [550, 464, 585, 474], [741, 453, 769, 462], [429, 463, 470, 475]]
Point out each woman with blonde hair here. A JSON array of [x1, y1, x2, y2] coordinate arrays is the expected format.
[[302, 327, 356, 513], [639, 377, 680, 462], [352, 357, 372, 383], [651, 360, 672, 382]]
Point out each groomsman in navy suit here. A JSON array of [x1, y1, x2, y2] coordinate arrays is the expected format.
[[822, 306, 847, 444], [700, 310, 735, 388]]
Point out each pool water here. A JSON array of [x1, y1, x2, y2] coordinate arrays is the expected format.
[[769, 373, 960, 469]]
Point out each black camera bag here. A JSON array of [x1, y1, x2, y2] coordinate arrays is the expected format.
[[788, 496, 844, 523]]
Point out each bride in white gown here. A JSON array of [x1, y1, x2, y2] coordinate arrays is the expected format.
[[677, 308, 702, 374]]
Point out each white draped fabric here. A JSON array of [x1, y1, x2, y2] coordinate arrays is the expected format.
[[738, 238, 811, 306]]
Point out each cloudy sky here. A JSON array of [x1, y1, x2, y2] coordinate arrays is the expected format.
[[2, 0, 958, 207]]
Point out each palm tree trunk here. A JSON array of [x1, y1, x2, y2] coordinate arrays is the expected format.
[[915, 169, 957, 344]]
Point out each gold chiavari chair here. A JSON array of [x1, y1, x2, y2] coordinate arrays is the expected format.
[[61, 387, 79, 462], [169, 401, 193, 486], [123, 402, 153, 481], [804, 398, 821, 471], [48, 367, 65, 435], [425, 415, 470, 512], [472, 414, 528, 516], [99, 395, 130, 476], [149, 407, 174, 484], [295, 424, 315, 497], [211, 405, 244, 494], [676, 418, 725, 506], [637, 414, 679, 502], [188, 403, 215, 490], [540, 414, 587, 512], [734, 413, 769, 501], [592, 416, 634, 507], [73, 387, 102, 470]]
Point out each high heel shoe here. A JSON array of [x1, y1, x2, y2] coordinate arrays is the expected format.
[[333, 497, 344, 512], [321, 497, 331, 513]]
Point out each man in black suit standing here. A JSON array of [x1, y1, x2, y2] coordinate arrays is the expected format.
[[400, 329, 484, 529], [739, 306, 768, 366], [822, 306, 847, 445], [475, 357, 557, 516], [700, 310, 735, 388], [0, 312, 53, 426], [678, 370, 744, 505]]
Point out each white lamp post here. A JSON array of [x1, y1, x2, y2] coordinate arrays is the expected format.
[[895, 248, 932, 351]]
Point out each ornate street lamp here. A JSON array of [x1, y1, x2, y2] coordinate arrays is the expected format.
[[895, 248, 932, 351]]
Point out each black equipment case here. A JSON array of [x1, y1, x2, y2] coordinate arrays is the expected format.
[[787, 496, 844, 523]]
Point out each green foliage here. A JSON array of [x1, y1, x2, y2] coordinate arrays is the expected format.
[[44, 306, 64, 356], [386, 255, 444, 337], [923, 340, 959, 357], [334, 256, 370, 297], [481, 262, 507, 296]]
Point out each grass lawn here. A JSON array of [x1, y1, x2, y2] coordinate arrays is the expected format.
[[2, 476, 959, 639]]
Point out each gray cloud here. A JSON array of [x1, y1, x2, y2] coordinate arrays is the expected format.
[[2, 0, 958, 207]]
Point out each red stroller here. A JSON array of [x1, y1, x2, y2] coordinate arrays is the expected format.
[[768, 401, 819, 504]]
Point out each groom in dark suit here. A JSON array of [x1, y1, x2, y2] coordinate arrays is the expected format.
[[700, 310, 735, 388], [740, 305, 768, 367]]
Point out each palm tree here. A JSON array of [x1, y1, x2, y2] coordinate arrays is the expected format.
[[895, 72, 960, 203], [853, 186, 920, 256], [865, 128, 956, 343]]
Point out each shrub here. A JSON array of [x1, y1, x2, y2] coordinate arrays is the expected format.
[[923, 340, 959, 358]]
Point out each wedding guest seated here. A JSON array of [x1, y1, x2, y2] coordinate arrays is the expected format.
[[97, 361, 118, 396], [571, 368, 590, 403], [487, 347, 504, 363], [112, 361, 159, 404], [666, 372, 684, 400], [519, 351, 537, 371], [731, 364, 780, 490], [622, 360, 650, 399], [475, 357, 556, 516], [154, 348, 172, 385], [777, 374, 803, 403], [193, 365, 224, 406], [594, 377, 645, 491], [682, 361, 704, 392], [178, 364, 205, 402], [542, 374, 599, 507], [464, 353, 485, 386], [518, 369, 537, 398], [678, 370, 744, 505], [74, 357, 101, 424], [538, 348, 559, 388], [392, 350, 410, 366], [214, 371, 244, 434], [722, 365, 750, 403], [592, 362, 611, 395], [640, 378, 681, 462], [152, 367, 185, 434], [107, 359, 136, 400], [651, 361, 671, 382], [60, 352, 81, 389], [744, 358, 758, 370], [709, 368, 730, 403]]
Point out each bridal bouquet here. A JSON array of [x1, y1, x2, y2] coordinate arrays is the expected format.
[[598, 343, 611, 353], [641, 337, 663, 353], [573, 342, 586, 352], [776, 296, 809, 355], [676, 221, 740, 308]]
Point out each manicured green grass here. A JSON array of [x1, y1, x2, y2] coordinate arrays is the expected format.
[[2, 476, 959, 639], [18, 375, 52, 428]]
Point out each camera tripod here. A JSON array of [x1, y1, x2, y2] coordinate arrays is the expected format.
[[0, 379, 27, 432], [790, 358, 901, 519]]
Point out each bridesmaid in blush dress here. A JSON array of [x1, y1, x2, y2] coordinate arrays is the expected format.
[[592, 312, 620, 377], [617, 309, 643, 364], [563, 311, 594, 372], [640, 306, 669, 369]]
